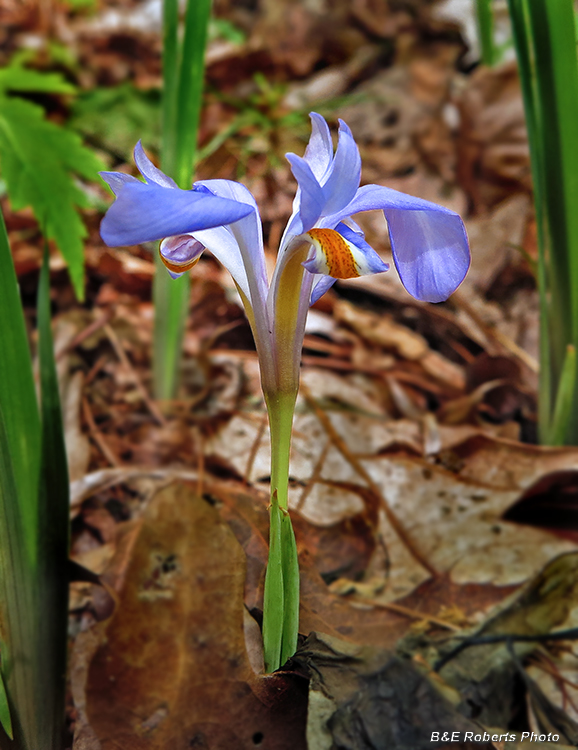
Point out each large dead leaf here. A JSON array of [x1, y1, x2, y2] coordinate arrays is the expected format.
[[77, 484, 308, 749]]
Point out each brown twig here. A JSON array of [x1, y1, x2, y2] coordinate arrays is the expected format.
[[56, 310, 113, 361], [244, 415, 268, 486], [345, 594, 460, 631], [82, 397, 123, 468], [104, 323, 166, 426], [301, 382, 438, 578], [453, 291, 539, 373], [296, 438, 330, 512]]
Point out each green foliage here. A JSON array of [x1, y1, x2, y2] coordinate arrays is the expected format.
[[0, 213, 71, 748], [508, 0, 578, 444], [0, 61, 105, 300], [476, 0, 497, 66], [70, 83, 161, 158], [0, 65, 76, 95], [153, 0, 211, 401], [0, 667, 13, 739], [208, 17, 246, 45]]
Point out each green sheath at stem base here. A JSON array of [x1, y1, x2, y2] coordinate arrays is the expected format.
[[262, 390, 300, 673]]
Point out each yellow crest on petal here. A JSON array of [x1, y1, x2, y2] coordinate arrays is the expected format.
[[305, 228, 360, 279]]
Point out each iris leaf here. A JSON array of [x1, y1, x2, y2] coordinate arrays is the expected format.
[[0, 668, 13, 740], [0, 208, 40, 565], [36, 248, 70, 747]]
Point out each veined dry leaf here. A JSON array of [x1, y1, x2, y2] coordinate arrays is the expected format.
[[79, 484, 307, 749]]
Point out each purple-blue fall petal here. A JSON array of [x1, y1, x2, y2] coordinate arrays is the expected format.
[[386, 209, 469, 302], [100, 181, 253, 247], [325, 184, 470, 302], [310, 275, 337, 305], [336, 223, 389, 274]]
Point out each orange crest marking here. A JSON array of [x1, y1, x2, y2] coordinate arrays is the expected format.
[[159, 248, 201, 274], [306, 228, 360, 279]]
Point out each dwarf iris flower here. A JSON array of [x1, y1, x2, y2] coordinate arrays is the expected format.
[[100, 112, 470, 672]]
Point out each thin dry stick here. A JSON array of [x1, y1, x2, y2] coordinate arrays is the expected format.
[[104, 323, 166, 426], [244, 415, 267, 486], [296, 438, 330, 511], [192, 425, 205, 499], [346, 594, 460, 631], [453, 291, 539, 373], [82, 397, 123, 468], [56, 310, 113, 361], [301, 383, 438, 578]]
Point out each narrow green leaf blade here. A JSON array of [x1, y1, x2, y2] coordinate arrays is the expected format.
[[0, 669, 13, 740], [262, 495, 284, 673], [36, 247, 70, 747], [280, 512, 299, 666], [548, 344, 577, 446], [0, 402, 39, 750], [476, 0, 497, 66], [0, 207, 40, 565]]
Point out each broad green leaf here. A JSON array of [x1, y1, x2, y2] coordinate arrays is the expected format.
[[0, 208, 40, 565], [0, 66, 76, 96], [0, 95, 105, 299]]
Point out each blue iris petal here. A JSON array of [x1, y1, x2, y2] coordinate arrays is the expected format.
[[100, 181, 254, 248], [99, 171, 140, 196], [310, 275, 337, 305], [326, 184, 470, 303], [319, 121, 361, 216], [285, 153, 326, 234], [303, 113, 333, 182], [336, 222, 389, 274]]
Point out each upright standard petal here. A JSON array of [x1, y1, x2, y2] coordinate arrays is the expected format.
[[99, 171, 140, 196], [133, 141, 178, 189], [325, 184, 470, 303], [318, 120, 361, 216], [100, 182, 253, 248], [285, 153, 326, 234], [303, 112, 333, 182]]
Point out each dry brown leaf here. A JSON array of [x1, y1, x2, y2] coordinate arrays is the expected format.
[[78, 484, 308, 749]]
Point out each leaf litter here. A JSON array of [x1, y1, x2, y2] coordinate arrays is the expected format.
[[4, 0, 578, 746]]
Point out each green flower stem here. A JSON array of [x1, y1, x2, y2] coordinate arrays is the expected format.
[[476, 0, 497, 67], [153, 0, 211, 401], [262, 389, 299, 673]]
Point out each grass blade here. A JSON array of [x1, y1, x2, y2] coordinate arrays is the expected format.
[[547, 345, 577, 447], [508, 0, 578, 444], [0, 210, 40, 566], [36, 247, 70, 747], [0, 670, 12, 740], [476, 0, 497, 66], [0, 402, 38, 750]]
